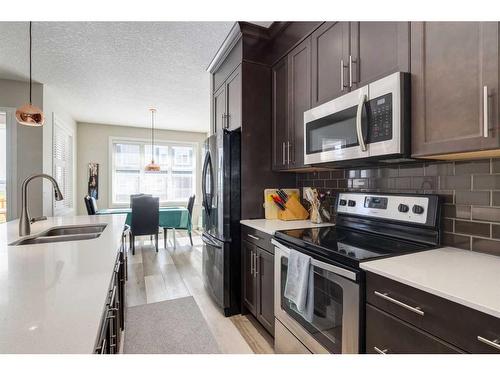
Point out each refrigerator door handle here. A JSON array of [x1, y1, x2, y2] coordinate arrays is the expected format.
[[201, 152, 212, 215]]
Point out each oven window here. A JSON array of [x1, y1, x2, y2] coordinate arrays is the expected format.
[[306, 105, 364, 154], [281, 257, 344, 353]]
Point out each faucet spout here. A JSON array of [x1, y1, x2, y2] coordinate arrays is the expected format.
[[19, 173, 64, 237]]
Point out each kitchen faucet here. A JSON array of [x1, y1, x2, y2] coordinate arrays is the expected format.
[[19, 174, 64, 236]]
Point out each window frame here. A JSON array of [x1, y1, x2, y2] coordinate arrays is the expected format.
[[53, 114, 75, 216], [108, 136, 198, 208]]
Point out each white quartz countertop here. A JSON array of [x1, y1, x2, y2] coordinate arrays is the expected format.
[[0, 214, 127, 353], [240, 219, 334, 235], [360, 247, 500, 319]]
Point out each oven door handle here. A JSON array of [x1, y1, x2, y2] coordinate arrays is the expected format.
[[356, 94, 367, 152], [271, 239, 357, 282]]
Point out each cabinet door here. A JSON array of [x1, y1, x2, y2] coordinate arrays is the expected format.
[[411, 22, 499, 157], [350, 22, 410, 88], [213, 84, 226, 134], [288, 37, 311, 169], [272, 57, 289, 170], [256, 248, 275, 336], [242, 240, 257, 315], [226, 66, 242, 130], [311, 22, 350, 106]]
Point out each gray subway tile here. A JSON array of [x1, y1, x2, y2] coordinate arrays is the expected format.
[[440, 175, 471, 190], [471, 206, 500, 222], [442, 233, 471, 250], [455, 159, 490, 175], [411, 176, 438, 190], [454, 220, 490, 237], [399, 164, 425, 177], [455, 191, 490, 206], [471, 237, 500, 256], [473, 175, 500, 190], [425, 162, 454, 176]]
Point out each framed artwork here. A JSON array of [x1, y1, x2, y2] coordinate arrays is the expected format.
[[88, 163, 99, 200]]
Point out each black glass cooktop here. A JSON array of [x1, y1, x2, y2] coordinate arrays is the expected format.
[[274, 226, 434, 269]]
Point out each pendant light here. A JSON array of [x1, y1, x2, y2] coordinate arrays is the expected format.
[[145, 108, 160, 172], [16, 21, 45, 127]]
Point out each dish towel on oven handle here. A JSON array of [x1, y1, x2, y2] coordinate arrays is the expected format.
[[284, 249, 314, 322]]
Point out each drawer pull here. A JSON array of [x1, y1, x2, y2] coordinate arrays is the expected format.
[[374, 291, 425, 316], [477, 336, 500, 351], [247, 234, 260, 241], [374, 346, 388, 354]]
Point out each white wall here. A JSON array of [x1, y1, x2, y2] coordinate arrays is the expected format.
[[0, 78, 44, 218], [42, 85, 77, 217], [77, 122, 207, 225]]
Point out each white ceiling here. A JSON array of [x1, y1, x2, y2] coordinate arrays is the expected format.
[[0, 22, 235, 132]]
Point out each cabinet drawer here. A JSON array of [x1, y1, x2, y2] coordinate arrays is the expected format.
[[366, 272, 500, 353], [241, 225, 274, 254], [366, 304, 463, 354]]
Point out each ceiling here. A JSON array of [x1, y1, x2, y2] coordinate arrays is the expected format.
[[0, 22, 236, 132]]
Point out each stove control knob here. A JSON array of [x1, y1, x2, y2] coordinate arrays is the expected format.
[[339, 199, 347, 206], [412, 205, 425, 215], [348, 200, 356, 207], [398, 203, 409, 213]]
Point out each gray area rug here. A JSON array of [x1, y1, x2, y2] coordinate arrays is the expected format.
[[124, 297, 220, 354]]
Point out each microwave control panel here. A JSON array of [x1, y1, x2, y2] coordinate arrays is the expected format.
[[367, 93, 393, 143]]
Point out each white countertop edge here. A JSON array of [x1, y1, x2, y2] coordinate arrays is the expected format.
[[240, 218, 334, 235], [360, 250, 500, 319]]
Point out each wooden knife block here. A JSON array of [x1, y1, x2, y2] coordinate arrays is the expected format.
[[278, 195, 309, 221]]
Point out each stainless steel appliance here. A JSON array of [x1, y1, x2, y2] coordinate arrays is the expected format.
[[273, 192, 441, 353], [304, 72, 410, 165], [201, 129, 241, 316]]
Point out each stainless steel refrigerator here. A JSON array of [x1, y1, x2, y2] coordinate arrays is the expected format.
[[201, 129, 241, 316]]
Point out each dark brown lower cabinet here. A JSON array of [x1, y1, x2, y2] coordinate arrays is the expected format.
[[94, 239, 127, 354], [366, 271, 500, 354], [242, 237, 275, 337], [366, 304, 463, 354]]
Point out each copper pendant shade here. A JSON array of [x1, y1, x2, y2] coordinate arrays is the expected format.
[[16, 22, 45, 127], [145, 108, 160, 172]]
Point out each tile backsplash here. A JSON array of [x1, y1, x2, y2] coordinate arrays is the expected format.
[[297, 159, 500, 257]]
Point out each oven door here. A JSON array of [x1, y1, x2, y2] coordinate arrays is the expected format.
[[304, 85, 369, 165], [273, 239, 360, 354]]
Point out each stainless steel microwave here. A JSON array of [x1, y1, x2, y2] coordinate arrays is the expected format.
[[304, 72, 410, 165]]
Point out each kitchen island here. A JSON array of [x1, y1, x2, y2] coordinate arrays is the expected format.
[[0, 214, 127, 353]]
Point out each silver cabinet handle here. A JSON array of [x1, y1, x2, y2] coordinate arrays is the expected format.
[[282, 142, 286, 165], [247, 234, 260, 241], [356, 94, 368, 152], [374, 291, 425, 316], [374, 346, 388, 354], [250, 250, 254, 276], [287, 141, 291, 164], [340, 59, 348, 92], [477, 336, 500, 351], [255, 253, 259, 275], [483, 86, 489, 138], [349, 55, 357, 88]]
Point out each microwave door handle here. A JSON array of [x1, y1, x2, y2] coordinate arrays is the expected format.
[[356, 94, 367, 152]]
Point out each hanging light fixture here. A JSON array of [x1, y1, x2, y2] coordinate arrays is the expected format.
[[16, 21, 45, 127], [145, 108, 160, 172]]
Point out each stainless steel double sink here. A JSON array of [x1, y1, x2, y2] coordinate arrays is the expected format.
[[10, 224, 107, 246]]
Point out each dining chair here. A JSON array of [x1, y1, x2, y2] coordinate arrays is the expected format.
[[130, 196, 159, 255], [84, 196, 96, 215], [163, 195, 195, 248]]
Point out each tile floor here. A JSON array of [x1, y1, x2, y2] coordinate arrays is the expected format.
[[125, 229, 274, 354]]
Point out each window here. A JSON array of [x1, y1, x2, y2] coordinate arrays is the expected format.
[[53, 117, 74, 214], [111, 139, 196, 205]]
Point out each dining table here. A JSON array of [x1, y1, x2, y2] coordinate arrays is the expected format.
[[96, 206, 191, 248]]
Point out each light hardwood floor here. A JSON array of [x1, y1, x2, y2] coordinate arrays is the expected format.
[[125, 229, 275, 354]]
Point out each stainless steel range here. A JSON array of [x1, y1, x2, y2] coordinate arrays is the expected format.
[[272, 192, 441, 354]]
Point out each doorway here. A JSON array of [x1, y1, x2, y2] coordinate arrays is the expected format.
[[0, 111, 6, 223]]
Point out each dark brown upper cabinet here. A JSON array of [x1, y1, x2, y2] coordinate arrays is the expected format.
[[411, 22, 499, 159], [212, 66, 242, 134], [350, 22, 410, 89], [272, 57, 289, 170], [272, 38, 312, 171], [311, 22, 350, 106], [288, 37, 311, 169], [213, 84, 226, 135]]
